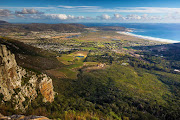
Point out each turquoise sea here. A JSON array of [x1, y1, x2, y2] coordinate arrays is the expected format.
[[83, 23, 180, 43]]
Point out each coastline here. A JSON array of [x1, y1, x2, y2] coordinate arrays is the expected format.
[[117, 31, 180, 43]]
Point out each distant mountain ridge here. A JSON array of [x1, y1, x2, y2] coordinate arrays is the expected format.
[[97, 26, 128, 31], [0, 23, 86, 32], [0, 20, 8, 24]]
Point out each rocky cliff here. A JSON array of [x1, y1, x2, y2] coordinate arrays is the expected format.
[[0, 44, 55, 111]]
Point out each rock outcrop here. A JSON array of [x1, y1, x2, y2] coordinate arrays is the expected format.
[[0, 113, 50, 120], [0, 44, 54, 111]]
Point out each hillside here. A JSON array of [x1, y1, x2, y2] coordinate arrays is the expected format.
[[0, 23, 86, 32], [132, 43, 180, 70], [0, 20, 8, 24], [0, 37, 63, 73], [0, 26, 179, 120], [97, 26, 128, 31]]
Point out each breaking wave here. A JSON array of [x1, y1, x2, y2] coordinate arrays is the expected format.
[[117, 31, 180, 43]]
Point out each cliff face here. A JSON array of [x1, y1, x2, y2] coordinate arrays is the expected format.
[[0, 44, 54, 111]]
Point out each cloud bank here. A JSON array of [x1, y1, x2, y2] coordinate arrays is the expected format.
[[0, 9, 11, 17], [15, 8, 44, 14], [1, 6, 180, 23]]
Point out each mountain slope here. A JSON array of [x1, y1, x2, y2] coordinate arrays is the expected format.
[[0, 23, 86, 32], [0, 30, 179, 119], [0, 20, 8, 24]]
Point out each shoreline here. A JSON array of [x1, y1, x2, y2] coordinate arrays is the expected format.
[[117, 31, 180, 43]]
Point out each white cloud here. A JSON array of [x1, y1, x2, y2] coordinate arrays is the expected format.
[[0, 9, 11, 17], [76, 16, 85, 19], [58, 5, 99, 9], [45, 14, 68, 20], [67, 15, 75, 19], [141, 14, 148, 20], [2, 6, 180, 22], [44, 6, 180, 14], [43, 14, 86, 20], [94, 7, 180, 13], [126, 14, 141, 20], [164, 12, 180, 20], [114, 13, 122, 18], [97, 14, 111, 20], [15, 8, 43, 14], [2, 6, 180, 14], [15, 14, 25, 18], [58, 5, 75, 9], [13, 12, 167, 22], [113, 13, 125, 20]]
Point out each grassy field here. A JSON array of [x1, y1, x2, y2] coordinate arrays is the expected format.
[[58, 68, 78, 79], [56, 51, 89, 79], [84, 62, 99, 66], [81, 47, 98, 50]]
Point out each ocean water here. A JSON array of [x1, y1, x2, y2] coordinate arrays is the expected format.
[[82, 23, 180, 43]]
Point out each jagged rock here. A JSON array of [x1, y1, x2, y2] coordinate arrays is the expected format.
[[39, 74, 54, 103], [0, 44, 55, 111]]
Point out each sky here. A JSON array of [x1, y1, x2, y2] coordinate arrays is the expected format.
[[1, 0, 180, 23]]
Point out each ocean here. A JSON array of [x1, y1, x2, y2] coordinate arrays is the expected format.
[[82, 23, 180, 43]]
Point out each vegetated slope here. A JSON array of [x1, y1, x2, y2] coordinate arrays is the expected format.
[[0, 23, 86, 32], [76, 66, 179, 119], [132, 43, 180, 70], [0, 37, 63, 73], [97, 26, 128, 31], [0, 37, 179, 120], [51, 48, 179, 119]]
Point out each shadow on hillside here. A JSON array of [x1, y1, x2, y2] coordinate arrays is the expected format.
[[0, 37, 64, 73]]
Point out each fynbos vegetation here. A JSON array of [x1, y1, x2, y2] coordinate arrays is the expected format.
[[0, 23, 179, 120]]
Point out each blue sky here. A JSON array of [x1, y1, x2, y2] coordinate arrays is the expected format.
[[1, 0, 180, 23]]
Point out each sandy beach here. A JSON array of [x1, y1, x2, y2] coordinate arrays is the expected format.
[[117, 31, 180, 43]]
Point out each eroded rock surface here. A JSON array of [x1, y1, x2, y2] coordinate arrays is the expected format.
[[0, 44, 54, 111]]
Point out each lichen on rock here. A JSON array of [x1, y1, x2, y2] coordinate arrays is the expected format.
[[0, 44, 55, 111]]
